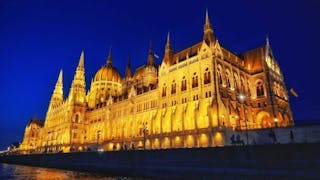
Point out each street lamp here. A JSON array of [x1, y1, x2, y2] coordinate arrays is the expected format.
[[96, 130, 101, 151], [274, 118, 278, 128], [239, 94, 249, 145]]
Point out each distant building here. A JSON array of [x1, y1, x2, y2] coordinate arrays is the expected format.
[[20, 10, 293, 153]]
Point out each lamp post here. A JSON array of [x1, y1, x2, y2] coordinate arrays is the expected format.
[[239, 94, 249, 145], [96, 130, 101, 151], [141, 122, 148, 150], [274, 118, 278, 128]]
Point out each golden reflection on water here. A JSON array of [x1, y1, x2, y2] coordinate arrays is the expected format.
[[1, 163, 133, 180]]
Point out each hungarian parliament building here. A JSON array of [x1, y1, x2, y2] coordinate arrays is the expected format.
[[20, 11, 293, 153]]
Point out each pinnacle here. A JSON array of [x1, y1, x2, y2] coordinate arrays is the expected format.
[[266, 35, 270, 46], [78, 50, 85, 68], [148, 41, 153, 54], [206, 9, 210, 24], [166, 32, 171, 47], [107, 47, 112, 66], [57, 69, 63, 85]]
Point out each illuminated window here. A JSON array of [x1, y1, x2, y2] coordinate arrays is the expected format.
[[204, 68, 211, 84], [181, 76, 187, 91], [217, 67, 223, 85], [162, 84, 167, 97], [74, 114, 79, 123], [226, 70, 231, 88], [256, 81, 265, 97], [234, 76, 239, 92], [182, 97, 187, 103], [205, 91, 212, 98], [240, 78, 245, 92], [192, 73, 198, 88], [171, 80, 176, 94], [247, 82, 251, 96]]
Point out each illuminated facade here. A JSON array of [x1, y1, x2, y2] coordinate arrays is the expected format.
[[20, 11, 293, 153]]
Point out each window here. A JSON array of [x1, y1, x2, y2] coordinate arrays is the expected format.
[[226, 71, 231, 88], [247, 82, 251, 96], [234, 77, 239, 92], [241, 78, 245, 92], [171, 80, 176, 94], [193, 94, 199, 101], [217, 67, 223, 85], [162, 103, 167, 108], [181, 76, 187, 91], [74, 114, 79, 123], [256, 81, 265, 97], [192, 73, 198, 88], [205, 91, 212, 98], [182, 97, 187, 103], [204, 68, 211, 84], [162, 84, 167, 97]]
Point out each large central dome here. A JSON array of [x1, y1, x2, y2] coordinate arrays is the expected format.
[[87, 49, 123, 109], [94, 65, 122, 83]]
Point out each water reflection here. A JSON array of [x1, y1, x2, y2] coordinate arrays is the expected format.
[[0, 163, 137, 180]]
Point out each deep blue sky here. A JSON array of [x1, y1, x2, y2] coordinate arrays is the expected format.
[[0, 0, 319, 149]]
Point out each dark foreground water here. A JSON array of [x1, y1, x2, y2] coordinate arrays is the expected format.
[[0, 163, 141, 180]]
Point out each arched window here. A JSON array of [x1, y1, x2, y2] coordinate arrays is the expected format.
[[204, 68, 211, 84], [240, 78, 245, 92], [226, 71, 231, 88], [217, 67, 223, 85], [181, 76, 187, 91], [75, 114, 79, 123], [247, 82, 251, 96], [171, 80, 176, 94], [256, 81, 265, 97], [162, 84, 167, 97], [234, 74, 239, 92], [192, 72, 198, 88]]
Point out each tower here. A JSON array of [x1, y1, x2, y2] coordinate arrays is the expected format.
[[106, 47, 112, 67], [68, 51, 86, 104], [163, 32, 174, 65], [48, 69, 63, 109], [125, 56, 132, 80], [147, 41, 155, 66], [203, 9, 215, 45]]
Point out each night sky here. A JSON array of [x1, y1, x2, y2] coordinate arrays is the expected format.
[[0, 0, 319, 150]]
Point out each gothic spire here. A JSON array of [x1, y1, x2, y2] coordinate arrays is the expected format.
[[266, 35, 270, 47], [163, 32, 174, 65], [78, 50, 84, 69], [203, 9, 215, 44], [49, 69, 64, 107], [125, 55, 132, 78], [68, 51, 86, 104], [147, 41, 154, 66], [166, 32, 172, 49], [57, 69, 63, 86], [107, 47, 112, 67]]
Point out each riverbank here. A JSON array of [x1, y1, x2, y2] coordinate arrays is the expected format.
[[1, 143, 319, 179]]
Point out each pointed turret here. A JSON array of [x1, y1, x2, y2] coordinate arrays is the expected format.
[[166, 32, 172, 49], [106, 47, 112, 67], [49, 69, 64, 107], [78, 50, 84, 69], [203, 9, 215, 45], [147, 41, 154, 66], [163, 32, 174, 65], [266, 35, 270, 47], [68, 51, 86, 104], [125, 56, 132, 79]]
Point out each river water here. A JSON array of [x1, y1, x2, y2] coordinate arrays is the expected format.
[[0, 163, 139, 180]]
